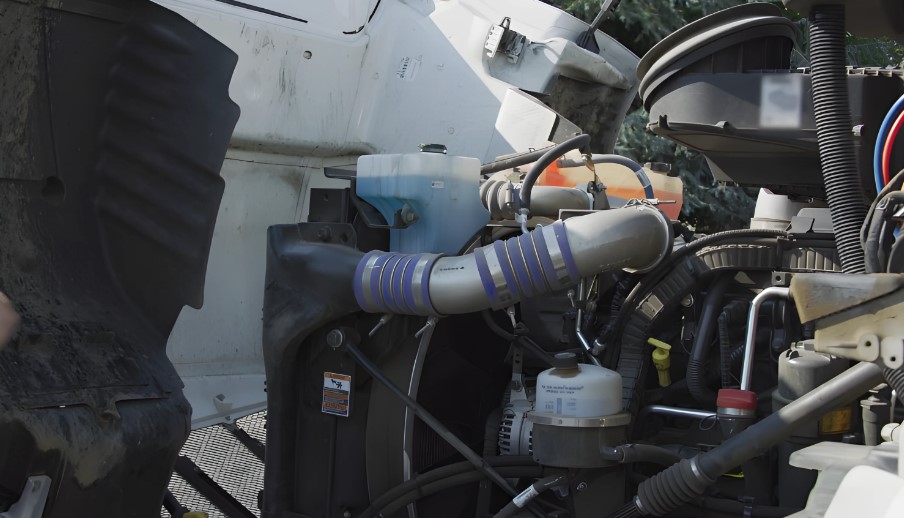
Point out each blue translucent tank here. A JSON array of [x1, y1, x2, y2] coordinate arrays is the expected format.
[[356, 150, 490, 254]]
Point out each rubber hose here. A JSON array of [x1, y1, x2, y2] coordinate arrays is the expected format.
[[718, 310, 733, 388], [600, 444, 682, 466], [885, 367, 904, 405], [361, 457, 536, 518], [356, 204, 672, 315], [809, 5, 867, 274], [888, 233, 904, 273], [620, 362, 884, 517], [557, 154, 654, 199], [604, 229, 788, 345], [687, 275, 732, 407], [519, 134, 590, 211], [493, 474, 568, 518], [340, 338, 548, 518], [361, 466, 545, 518], [862, 168, 904, 247], [865, 191, 904, 272], [481, 145, 560, 176]]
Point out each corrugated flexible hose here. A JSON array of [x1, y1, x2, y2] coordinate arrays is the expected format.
[[809, 4, 867, 273]]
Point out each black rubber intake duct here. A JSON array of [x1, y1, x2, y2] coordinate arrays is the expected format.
[[354, 205, 672, 315], [809, 4, 867, 273]]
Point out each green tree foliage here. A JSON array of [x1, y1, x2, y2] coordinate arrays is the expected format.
[[549, 0, 761, 231], [548, 1, 903, 231]]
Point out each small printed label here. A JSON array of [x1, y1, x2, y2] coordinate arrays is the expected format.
[[819, 406, 852, 435], [322, 372, 352, 417], [540, 382, 586, 415], [431, 181, 445, 189], [396, 55, 422, 82]]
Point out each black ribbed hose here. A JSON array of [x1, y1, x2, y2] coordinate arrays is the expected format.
[[809, 4, 867, 274], [687, 275, 732, 407], [611, 362, 884, 517], [886, 367, 904, 405]]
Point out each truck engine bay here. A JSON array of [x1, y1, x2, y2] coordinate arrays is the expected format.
[[2, 0, 904, 517]]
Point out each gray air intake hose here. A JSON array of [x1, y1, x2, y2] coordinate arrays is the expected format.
[[354, 205, 672, 315], [481, 180, 591, 220]]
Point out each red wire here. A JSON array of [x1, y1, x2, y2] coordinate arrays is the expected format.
[[883, 108, 904, 185]]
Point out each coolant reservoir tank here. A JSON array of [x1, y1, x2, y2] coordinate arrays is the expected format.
[[356, 147, 490, 254], [536, 352, 623, 418]]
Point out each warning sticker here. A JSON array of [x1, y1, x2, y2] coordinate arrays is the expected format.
[[322, 372, 352, 417]]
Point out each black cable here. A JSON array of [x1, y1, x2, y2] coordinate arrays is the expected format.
[[862, 168, 904, 246], [492, 474, 568, 518], [617, 362, 884, 518], [888, 232, 904, 272], [602, 229, 789, 346], [519, 134, 591, 211], [599, 444, 682, 466], [362, 466, 546, 518], [481, 145, 559, 176], [865, 191, 904, 272], [686, 275, 732, 407], [341, 336, 547, 518], [482, 309, 517, 341], [557, 154, 654, 199], [358, 457, 537, 518]]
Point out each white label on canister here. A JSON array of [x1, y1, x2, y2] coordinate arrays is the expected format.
[[431, 181, 445, 189], [539, 382, 584, 415], [513, 485, 540, 508]]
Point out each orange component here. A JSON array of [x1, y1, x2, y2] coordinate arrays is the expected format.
[[536, 161, 684, 220], [537, 160, 569, 187]]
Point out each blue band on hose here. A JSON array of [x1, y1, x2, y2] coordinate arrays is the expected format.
[[353, 250, 380, 311], [532, 228, 559, 290], [493, 240, 521, 299], [419, 253, 442, 316], [518, 232, 548, 295], [506, 237, 533, 298], [370, 253, 393, 312], [399, 254, 419, 314], [552, 221, 580, 283], [474, 247, 498, 306], [380, 254, 404, 313]]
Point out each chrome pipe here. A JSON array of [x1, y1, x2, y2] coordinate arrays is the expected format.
[[740, 287, 791, 391]]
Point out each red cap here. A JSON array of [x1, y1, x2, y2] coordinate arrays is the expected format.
[[717, 389, 757, 410]]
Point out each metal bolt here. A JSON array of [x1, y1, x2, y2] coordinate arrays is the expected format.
[[326, 329, 345, 349], [680, 294, 694, 307], [576, 481, 588, 492], [343, 511, 352, 518]]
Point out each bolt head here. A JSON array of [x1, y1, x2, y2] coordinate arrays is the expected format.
[[576, 481, 588, 492], [326, 329, 345, 349]]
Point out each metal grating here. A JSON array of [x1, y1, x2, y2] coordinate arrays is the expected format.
[[163, 412, 267, 517]]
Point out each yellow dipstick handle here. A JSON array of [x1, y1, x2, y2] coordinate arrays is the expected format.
[[648, 338, 672, 387]]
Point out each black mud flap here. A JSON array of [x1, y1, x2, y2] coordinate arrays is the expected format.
[[0, 0, 239, 515]]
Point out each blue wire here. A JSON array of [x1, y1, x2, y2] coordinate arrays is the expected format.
[[873, 93, 904, 192]]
